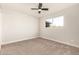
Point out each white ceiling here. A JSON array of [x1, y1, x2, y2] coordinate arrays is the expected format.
[[0, 3, 77, 18]]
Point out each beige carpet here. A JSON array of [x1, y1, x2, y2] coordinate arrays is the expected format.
[[1, 38, 79, 55]]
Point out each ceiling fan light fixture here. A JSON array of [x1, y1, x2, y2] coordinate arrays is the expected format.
[[38, 9, 41, 11]]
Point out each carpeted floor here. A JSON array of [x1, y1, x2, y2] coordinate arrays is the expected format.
[[1, 38, 79, 55]]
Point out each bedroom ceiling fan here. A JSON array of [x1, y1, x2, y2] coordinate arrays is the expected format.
[[31, 3, 48, 14]]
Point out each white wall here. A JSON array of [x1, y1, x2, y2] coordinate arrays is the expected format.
[[2, 10, 39, 45], [0, 8, 2, 49], [40, 4, 79, 48]]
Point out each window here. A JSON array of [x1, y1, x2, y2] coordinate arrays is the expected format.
[[53, 16, 64, 26], [45, 16, 64, 28]]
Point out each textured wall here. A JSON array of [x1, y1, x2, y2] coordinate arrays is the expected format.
[[2, 10, 39, 44], [40, 4, 79, 48]]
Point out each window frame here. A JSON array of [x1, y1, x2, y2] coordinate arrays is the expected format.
[[45, 16, 64, 28]]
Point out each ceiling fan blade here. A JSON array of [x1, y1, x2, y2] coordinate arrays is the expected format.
[[42, 8, 48, 11], [31, 8, 38, 10], [38, 3, 42, 9], [38, 11, 41, 14]]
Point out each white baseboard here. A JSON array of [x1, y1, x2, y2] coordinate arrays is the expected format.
[[2, 37, 38, 45], [41, 36, 79, 48], [2, 36, 79, 48]]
